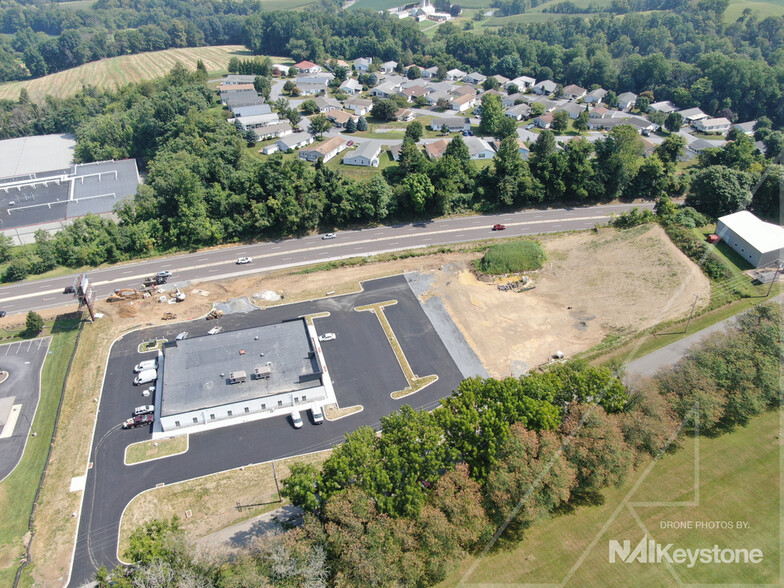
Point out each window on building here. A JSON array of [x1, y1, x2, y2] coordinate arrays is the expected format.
[[193, 417, 198, 423], [210, 414, 215, 420], [278, 400, 283, 407], [244, 407, 250, 413], [175, 421, 180, 427], [302, 395, 307, 401], [227, 410, 233, 416], [261, 403, 266, 410]]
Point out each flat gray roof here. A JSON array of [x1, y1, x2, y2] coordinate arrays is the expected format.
[[160, 319, 322, 416], [0, 134, 75, 179]]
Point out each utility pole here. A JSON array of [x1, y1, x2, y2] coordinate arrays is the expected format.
[[272, 461, 282, 501], [764, 264, 782, 298], [684, 295, 699, 333]]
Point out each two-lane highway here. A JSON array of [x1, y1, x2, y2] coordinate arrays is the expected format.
[[0, 203, 650, 316]]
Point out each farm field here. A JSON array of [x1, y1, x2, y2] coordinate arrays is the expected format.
[[726, 0, 784, 19], [443, 408, 781, 586], [0, 45, 252, 102]]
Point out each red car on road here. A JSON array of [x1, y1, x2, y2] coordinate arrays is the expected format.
[[492, 224, 506, 231]]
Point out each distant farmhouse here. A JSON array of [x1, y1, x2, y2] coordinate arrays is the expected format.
[[0, 135, 140, 245]]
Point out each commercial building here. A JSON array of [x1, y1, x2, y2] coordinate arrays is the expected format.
[[158, 319, 326, 434], [715, 211, 784, 268]]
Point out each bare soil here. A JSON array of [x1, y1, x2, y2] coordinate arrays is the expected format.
[[26, 223, 710, 585]]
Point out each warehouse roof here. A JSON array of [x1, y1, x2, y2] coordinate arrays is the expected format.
[[0, 134, 75, 179], [717, 211, 784, 255]]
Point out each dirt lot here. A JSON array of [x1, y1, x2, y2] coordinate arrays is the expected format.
[[26, 223, 710, 584]]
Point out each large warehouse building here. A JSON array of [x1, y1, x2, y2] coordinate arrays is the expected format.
[[715, 211, 784, 268], [158, 319, 326, 433]]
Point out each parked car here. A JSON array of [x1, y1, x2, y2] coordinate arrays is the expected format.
[[318, 333, 336, 342], [123, 414, 154, 429], [133, 405, 154, 416], [208, 326, 222, 335], [0, 311, 6, 318], [291, 410, 303, 429], [157, 270, 172, 278], [525, 123, 535, 130], [63, 285, 76, 294], [322, 233, 336, 240], [492, 224, 507, 231], [175, 332, 188, 341], [346, 140, 354, 147], [311, 406, 324, 425], [236, 257, 252, 264], [134, 359, 158, 373]]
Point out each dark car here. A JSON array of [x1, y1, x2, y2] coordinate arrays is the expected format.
[[492, 224, 507, 231], [63, 286, 76, 294], [0, 311, 6, 318]]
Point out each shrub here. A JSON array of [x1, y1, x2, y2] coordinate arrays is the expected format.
[[476, 241, 546, 274], [610, 208, 656, 228], [663, 224, 731, 280]]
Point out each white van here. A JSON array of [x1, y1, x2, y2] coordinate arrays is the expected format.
[[134, 359, 158, 373], [134, 369, 157, 385], [310, 406, 324, 424]]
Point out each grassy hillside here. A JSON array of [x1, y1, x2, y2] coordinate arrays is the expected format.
[[0, 45, 252, 102], [443, 409, 781, 586], [726, 0, 784, 19]]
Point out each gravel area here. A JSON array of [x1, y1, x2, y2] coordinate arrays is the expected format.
[[214, 297, 257, 315]]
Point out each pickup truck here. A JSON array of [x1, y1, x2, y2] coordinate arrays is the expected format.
[[123, 414, 154, 429]]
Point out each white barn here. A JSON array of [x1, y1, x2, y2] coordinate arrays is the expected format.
[[715, 211, 784, 268]]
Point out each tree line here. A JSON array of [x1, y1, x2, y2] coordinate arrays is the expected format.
[[98, 303, 781, 586]]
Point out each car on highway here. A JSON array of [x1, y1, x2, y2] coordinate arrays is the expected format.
[[318, 333, 336, 342], [492, 224, 507, 231], [236, 257, 252, 264], [63, 285, 76, 294], [0, 311, 6, 318], [157, 270, 172, 278], [291, 410, 303, 429], [311, 406, 324, 425], [133, 405, 154, 416], [322, 233, 336, 240]]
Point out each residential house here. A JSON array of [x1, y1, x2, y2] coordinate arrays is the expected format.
[[343, 142, 381, 167], [335, 59, 350, 68], [271, 64, 290, 76], [451, 85, 477, 98], [562, 84, 587, 100], [219, 83, 255, 92], [463, 72, 487, 85], [277, 134, 315, 152], [531, 96, 559, 112], [429, 117, 469, 132], [339, 78, 363, 95], [425, 90, 452, 106], [294, 60, 321, 74], [236, 113, 280, 130], [223, 93, 265, 109], [694, 117, 731, 134], [504, 103, 531, 121], [490, 74, 510, 86], [533, 80, 557, 95], [502, 93, 527, 108], [327, 110, 358, 128], [678, 107, 708, 124], [299, 136, 348, 163], [344, 98, 373, 116], [421, 66, 439, 79], [223, 75, 257, 85], [617, 92, 637, 110], [398, 86, 429, 102], [589, 105, 610, 118], [583, 88, 607, 104], [231, 104, 273, 117], [314, 96, 341, 113], [370, 80, 402, 98], [354, 57, 372, 71], [260, 144, 279, 155], [425, 138, 451, 159], [534, 113, 554, 128], [380, 61, 398, 73], [220, 88, 257, 105], [396, 108, 415, 122], [445, 68, 467, 81], [253, 122, 293, 141], [685, 138, 720, 158], [508, 76, 535, 90], [587, 115, 657, 133], [464, 136, 495, 159], [648, 101, 678, 114], [732, 121, 757, 135], [557, 103, 586, 119], [450, 93, 476, 112], [297, 83, 327, 96]]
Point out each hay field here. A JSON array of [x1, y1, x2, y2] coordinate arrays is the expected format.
[[0, 45, 252, 102]]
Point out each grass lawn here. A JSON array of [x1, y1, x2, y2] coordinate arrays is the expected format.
[[326, 149, 396, 180], [0, 315, 82, 586], [443, 408, 781, 586], [125, 436, 189, 465], [725, 0, 784, 20]]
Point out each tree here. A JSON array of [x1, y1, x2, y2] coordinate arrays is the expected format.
[[574, 109, 590, 132], [750, 165, 783, 219], [655, 134, 686, 165], [25, 311, 44, 336], [635, 96, 650, 112], [371, 98, 399, 122], [407, 65, 421, 79], [308, 114, 332, 139], [685, 166, 753, 217], [495, 116, 518, 140], [506, 83, 519, 95], [253, 75, 271, 100], [397, 137, 428, 176], [405, 120, 424, 142], [344, 117, 357, 133], [402, 173, 434, 214], [620, 380, 679, 461], [3, 256, 32, 282], [551, 110, 570, 132], [763, 131, 783, 161], [283, 80, 297, 96], [195, 59, 208, 82], [664, 112, 683, 133], [479, 93, 504, 136], [282, 463, 323, 513], [286, 109, 302, 128], [530, 102, 546, 117], [483, 76, 500, 91], [0, 234, 13, 262], [301, 99, 320, 115], [356, 116, 368, 131]]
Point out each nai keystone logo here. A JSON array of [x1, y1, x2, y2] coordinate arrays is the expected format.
[[608, 536, 763, 569]]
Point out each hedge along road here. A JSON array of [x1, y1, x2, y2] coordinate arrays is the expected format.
[[0, 203, 651, 317]]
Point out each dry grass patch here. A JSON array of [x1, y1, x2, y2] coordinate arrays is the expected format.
[[325, 403, 363, 420], [118, 450, 331, 557], [125, 435, 189, 465]]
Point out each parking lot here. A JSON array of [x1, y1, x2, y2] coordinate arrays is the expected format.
[[70, 274, 466, 586]]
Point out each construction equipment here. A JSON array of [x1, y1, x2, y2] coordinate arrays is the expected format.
[[143, 275, 168, 286], [107, 288, 143, 302], [174, 286, 186, 302], [162, 312, 176, 320], [206, 309, 223, 320]]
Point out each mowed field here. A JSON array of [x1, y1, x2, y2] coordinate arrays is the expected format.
[[0, 45, 252, 102], [443, 409, 781, 586]]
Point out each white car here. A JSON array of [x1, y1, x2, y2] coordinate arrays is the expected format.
[[291, 410, 303, 429], [175, 332, 188, 340], [318, 333, 336, 342], [322, 233, 336, 240], [157, 270, 172, 278], [133, 405, 154, 416], [208, 326, 222, 335], [311, 406, 324, 425], [236, 257, 252, 264]]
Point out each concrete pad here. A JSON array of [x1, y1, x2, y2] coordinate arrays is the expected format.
[[70, 475, 86, 492], [0, 404, 21, 438]]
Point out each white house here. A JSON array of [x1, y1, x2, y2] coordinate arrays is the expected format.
[[617, 92, 637, 110], [421, 66, 439, 79], [293, 60, 321, 74], [231, 104, 273, 118], [678, 107, 708, 124], [508, 76, 535, 90], [463, 72, 487, 85], [429, 116, 469, 132], [236, 113, 280, 130], [450, 94, 476, 112], [533, 80, 557, 95], [715, 211, 784, 268], [339, 78, 363, 95], [557, 103, 586, 119], [380, 61, 398, 73], [277, 134, 315, 152], [344, 98, 373, 116], [694, 117, 731, 134], [299, 136, 348, 163], [260, 144, 279, 155], [648, 101, 678, 114], [583, 88, 607, 104], [446, 68, 467, 81], [343, 142, 381, 167], [732, 121, 757, 135], [464, 136, 495, 159], [504, 103, 531, 121], [272, 64, 290, 76], [253, 122, 293, 141], [313, 96, 341, 112], [354, 57, 372, 71]]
